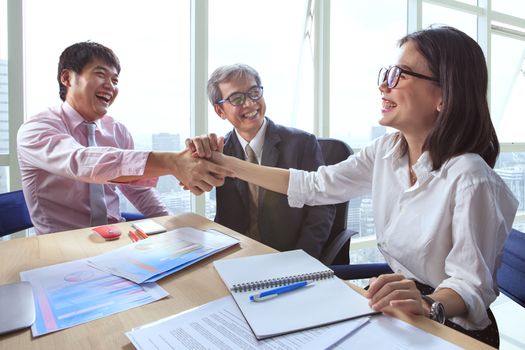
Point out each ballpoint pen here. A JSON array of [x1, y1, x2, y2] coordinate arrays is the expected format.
[[249, 281, 314, 302]]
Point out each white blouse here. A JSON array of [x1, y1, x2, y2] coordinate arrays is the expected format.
[[287, 133, 518, 329]]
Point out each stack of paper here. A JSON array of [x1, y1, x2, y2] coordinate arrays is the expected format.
[[89, 227, 239, 283], [126, 295, 371, 350], [20, 259, 168, 336]]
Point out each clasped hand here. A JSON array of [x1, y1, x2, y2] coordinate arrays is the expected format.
[[366, 273, 427, 317], [179, 133, 231, 194]]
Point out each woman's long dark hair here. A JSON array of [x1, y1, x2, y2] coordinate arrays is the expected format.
[[395, 26, 499, 169]]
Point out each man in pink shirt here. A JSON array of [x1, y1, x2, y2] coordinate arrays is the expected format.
[[17, 42, 229, 234]]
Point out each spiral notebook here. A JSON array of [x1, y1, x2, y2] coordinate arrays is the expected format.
[[213, 250, 376, 340]]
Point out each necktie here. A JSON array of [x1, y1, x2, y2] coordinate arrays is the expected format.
[[86, 123, 108, 226], [245, 144, 260, 240]]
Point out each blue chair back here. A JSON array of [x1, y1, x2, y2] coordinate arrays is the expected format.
[[497, 228, 525, 308], [0, 190, 33, 237]]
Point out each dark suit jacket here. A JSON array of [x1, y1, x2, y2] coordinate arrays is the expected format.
[[215, 118, 335, 258]]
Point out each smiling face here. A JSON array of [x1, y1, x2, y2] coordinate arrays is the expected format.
[[61, 58, 119, 122], [379, 40, 442, 140], [213, 75, 266, 142]]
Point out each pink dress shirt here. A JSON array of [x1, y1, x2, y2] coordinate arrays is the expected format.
[[17, 102, 169, 234]]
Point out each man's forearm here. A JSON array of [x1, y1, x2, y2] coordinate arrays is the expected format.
[[111, 152, 178, 183], [113, 149, 231, 195]]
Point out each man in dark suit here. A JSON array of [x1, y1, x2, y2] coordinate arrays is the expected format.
[[203, 64, 335, 258]]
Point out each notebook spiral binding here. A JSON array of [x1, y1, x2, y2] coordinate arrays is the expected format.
[[230, 270, 335, 293]]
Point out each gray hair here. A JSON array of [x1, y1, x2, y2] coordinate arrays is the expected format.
[[207, 63, 262, 105]]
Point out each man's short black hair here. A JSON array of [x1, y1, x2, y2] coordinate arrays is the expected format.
[[57, 41, 121, 101]]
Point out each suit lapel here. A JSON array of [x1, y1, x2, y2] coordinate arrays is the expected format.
[[260, 119, 281, 207]]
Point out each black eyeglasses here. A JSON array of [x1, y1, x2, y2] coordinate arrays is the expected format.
[[378, 65, 439, 88], [216, 86, 264, 106]]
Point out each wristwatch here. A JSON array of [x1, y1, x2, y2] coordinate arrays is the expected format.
[[421, 295, 445, 324]]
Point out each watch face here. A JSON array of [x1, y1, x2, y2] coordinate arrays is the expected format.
[[431, 302, 446, 324]]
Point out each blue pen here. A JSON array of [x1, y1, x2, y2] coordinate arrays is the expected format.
[[249, 281, 314, 302]]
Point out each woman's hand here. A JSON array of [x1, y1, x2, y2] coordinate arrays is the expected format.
[[185, 133, 224, 159], [365, 273, 428, 316]]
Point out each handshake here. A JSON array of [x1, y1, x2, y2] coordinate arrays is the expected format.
[[177, 133, 231, 195]]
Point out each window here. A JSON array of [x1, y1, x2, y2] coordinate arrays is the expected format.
[[330, 0, 406, 264], [208, 0, 313, 136], [0, 0, 7, 153], [422, 2, 477, 39], [493, 0, 525, 19], [491, 33, 525, 143], [330, 0, 406, 149], [0, 166, 7, 193], [206, 0, 312, 219], [492, 32, 525, 229], [24, 0, 191, 214]]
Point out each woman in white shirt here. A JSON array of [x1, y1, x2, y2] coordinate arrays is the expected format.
[[190, 26, 518, 347]]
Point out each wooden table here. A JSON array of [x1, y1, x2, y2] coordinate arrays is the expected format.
[[0, 213, 493, 349]]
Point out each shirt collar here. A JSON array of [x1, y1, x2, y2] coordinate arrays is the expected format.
[[382, 135, 444, 188], [382, 136, 403, 161], [235, 117, 267, 160], [62, 101, 103, 131]]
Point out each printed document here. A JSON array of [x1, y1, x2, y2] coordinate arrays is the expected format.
[[334, 314, 461, 349], [20, 258, 168, 337], [126, 295, 370, 350], [89, 227, 239, 283]]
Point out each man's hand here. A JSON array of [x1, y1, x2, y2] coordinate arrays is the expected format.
[[172, 148, 232, 195], [185, 133, 224, 159], [365, 273, 427, 316]]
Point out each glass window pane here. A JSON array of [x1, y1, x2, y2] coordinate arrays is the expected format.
[[0, 60, 7, 156], [495, 151, 525, 229], [330, 0, 406, 261], [491, 33, 525, 143], [0, 166, 8, 193], [455, 0, 477, 4], [422, 3, 477, 40], [24, 0, 191, 214], [492, 0, 525, 19], [330, 0, 406, 149], [0, 0, 7, 156], [208, 0, 312, 137]]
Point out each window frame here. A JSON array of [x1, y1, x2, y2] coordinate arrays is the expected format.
[[4, 0, 525, 238]]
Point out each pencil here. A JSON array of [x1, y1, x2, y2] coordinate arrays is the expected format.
[[128, 230, 139, 242], [135, 229, 149, 240]]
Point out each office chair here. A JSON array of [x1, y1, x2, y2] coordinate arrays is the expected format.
[[317, 138, 359, 265], [0, 190, 145, 237], [497, 228, 525, 308], [0, 190, 33, 237]]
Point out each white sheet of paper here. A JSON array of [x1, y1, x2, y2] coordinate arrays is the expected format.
[[126, 295, 370, 350], [333, 314, 462, 349]]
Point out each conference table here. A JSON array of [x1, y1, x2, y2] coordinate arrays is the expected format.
[[0, 213, 493, 349]]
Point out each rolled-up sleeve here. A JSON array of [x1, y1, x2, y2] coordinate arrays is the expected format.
[[287, 143, 377, 208], [438, 178, 518, 329], [18, 119, 154, 186]]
